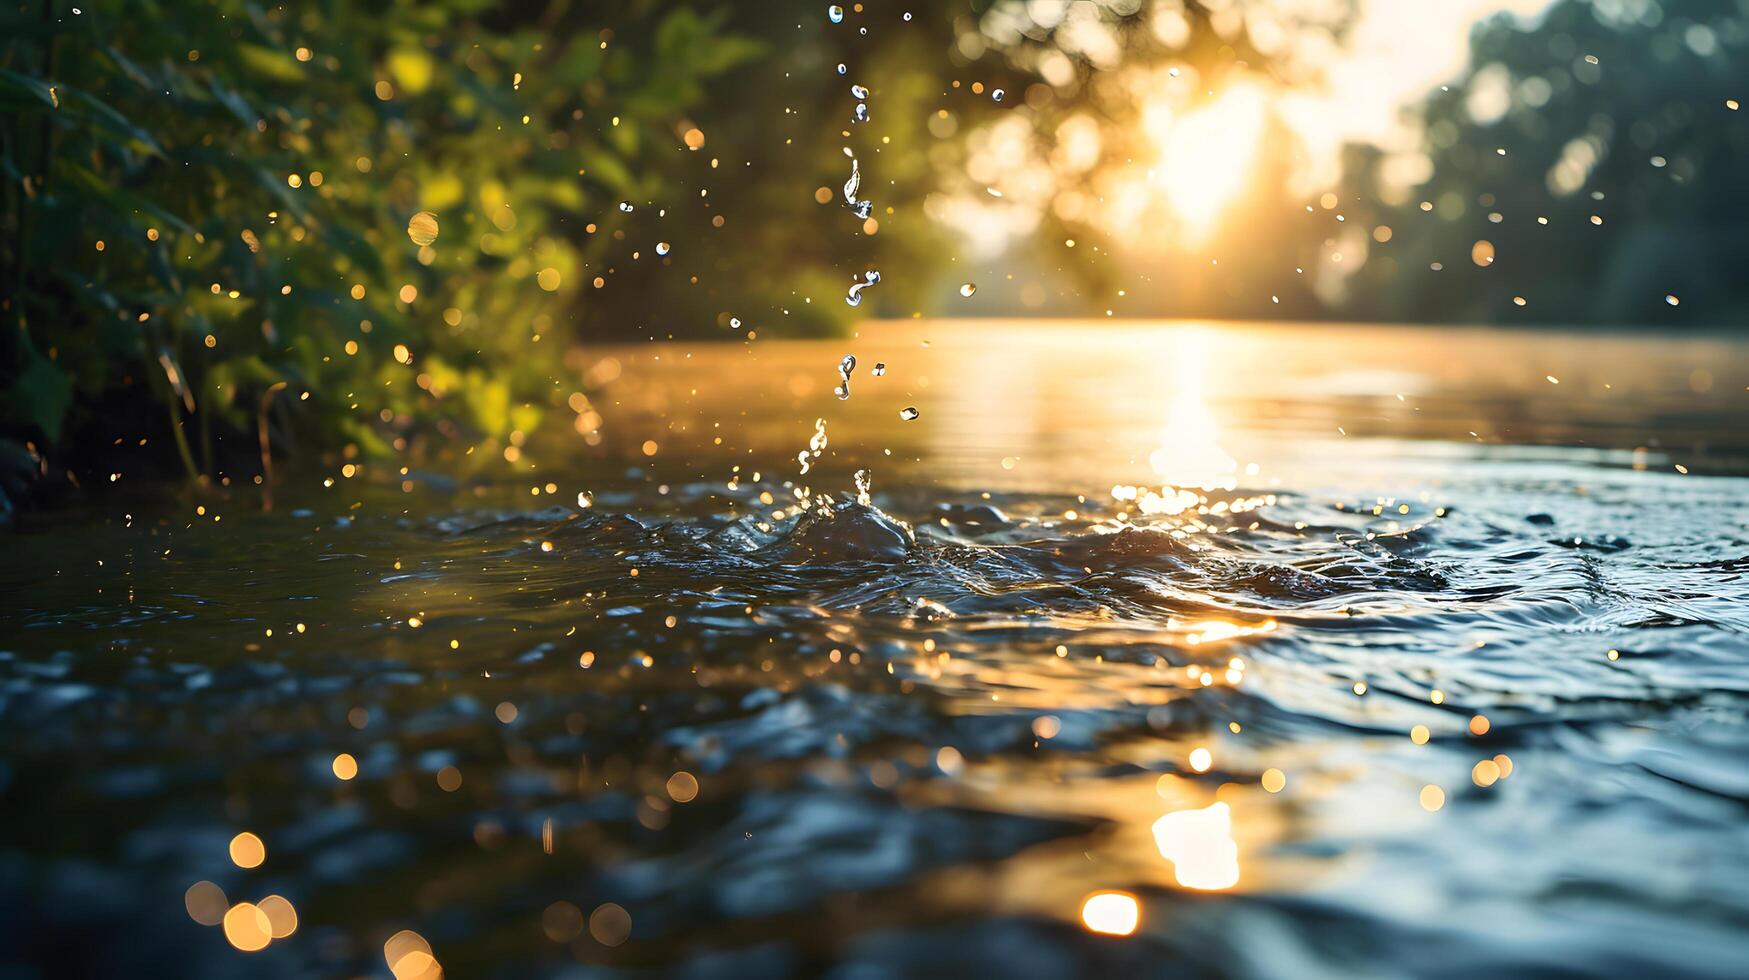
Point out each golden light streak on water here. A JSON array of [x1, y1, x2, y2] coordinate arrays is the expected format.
[[1079, 891, 1140, 936], [385, 930, 441, 979], [222, 902, 272, 952], [332, 753, 359, 780], [228, 832, 265, 869], [1148, 328, 1238, 490], [257, 895, 298, 939], [184, 881, 227, 926], [1153, 801, 1240, 890]]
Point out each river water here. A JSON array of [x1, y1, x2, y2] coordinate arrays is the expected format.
[[2, 321, 1746, 978]]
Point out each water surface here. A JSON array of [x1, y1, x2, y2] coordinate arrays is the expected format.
[[2, 322, 1746, 978]]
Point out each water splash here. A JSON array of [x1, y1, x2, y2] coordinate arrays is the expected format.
[[797, 417, 829, 476], [843, 157, 861, 204], [845, 270, 881, 307], [834, 354, 857, 400], [842, 156, 872, 220]]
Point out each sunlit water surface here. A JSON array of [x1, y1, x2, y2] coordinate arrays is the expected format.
[[3, 322, 1747, 978]]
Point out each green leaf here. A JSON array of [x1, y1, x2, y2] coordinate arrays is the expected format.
[[6, 347, 74, 442], [235, 43, 305, 84]]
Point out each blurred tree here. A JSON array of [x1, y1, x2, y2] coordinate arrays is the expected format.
[[916, 0, 1357, 319], [1332, 0, 1749, 328], [4, 0, 1495, 510], [0, 0, 757, 498]]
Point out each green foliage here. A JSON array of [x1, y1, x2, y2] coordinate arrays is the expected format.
[[0, 0, 758, 478]]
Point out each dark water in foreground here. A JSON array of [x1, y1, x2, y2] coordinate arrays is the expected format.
[[2, 322, 1747, 978]]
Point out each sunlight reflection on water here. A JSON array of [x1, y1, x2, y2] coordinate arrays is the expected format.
[[1, 322, 1746, 977]]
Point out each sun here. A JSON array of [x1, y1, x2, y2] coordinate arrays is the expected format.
[[1148, 85, 1268, 242]]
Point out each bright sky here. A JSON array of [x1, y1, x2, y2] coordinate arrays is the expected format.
[[1283, 0, 1560, 180]]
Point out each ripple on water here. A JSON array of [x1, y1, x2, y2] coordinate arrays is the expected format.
[[0, 455, 1745, 976]]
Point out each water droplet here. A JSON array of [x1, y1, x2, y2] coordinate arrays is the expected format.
[[850, 84, 869, 100], [655, 242, 671, 256], [853, 103, 869, 124], [872, 362, 886, 377], [852, 200, 872, 219], [899, 406, 920, 421], [959, 282, 977, 298], [903, 12, 912, 21], [991, 88, 1005, 102], [729, 316, 742, 329], [843, 157, 861, 205], [845, 270, 880, 307], [835, 354, 857, 399], [859, 26, 867, 35], [837, 63, 847, 75], [855, 469, 872, 504], [407, 211, 440, 247], [618, 201, 634, 212], [828, 4, 843, 23]]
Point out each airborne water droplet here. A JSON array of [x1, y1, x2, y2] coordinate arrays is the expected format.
[[872, 362, 886, 377], [836, 354, 857, 399], [837, 63, 847, 75], [852, 200, 872, 219], [655, 242, 671, 256], [843, 157, 861, 205], [828, 4, 844, 23], [407, 211, 440, 247], [991, 88, 1005, 102], [845, 271, 880, 308], [853, 103, 869, 124], [729, 317, 742, 329], [899, 406, 920, 421], [618, 202, 634, 212], [850, 84, 869, 100], [959, 282, 977, 298]]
